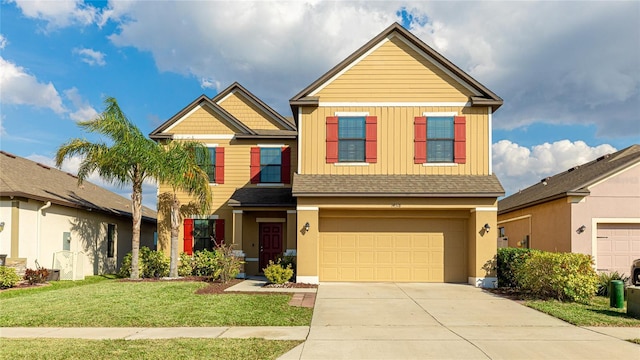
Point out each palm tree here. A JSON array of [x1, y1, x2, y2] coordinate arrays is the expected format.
[[56, 97, 160, 279], [156, 141, 212, 277]]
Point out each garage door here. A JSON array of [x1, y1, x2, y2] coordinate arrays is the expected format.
[[596, 223, 640, 275], [319, 216, 467, 282]]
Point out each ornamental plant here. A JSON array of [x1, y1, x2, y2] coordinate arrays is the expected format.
[[264, 259, 293, 285], [0, 266, 21, 289]]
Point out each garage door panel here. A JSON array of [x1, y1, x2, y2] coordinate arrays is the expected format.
[[319, 217, 465, 282], [597, 223, 640, 275]]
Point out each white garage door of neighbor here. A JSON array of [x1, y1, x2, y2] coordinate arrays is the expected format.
[[596, 223, 640, 275], [319, 217, 467, 282]]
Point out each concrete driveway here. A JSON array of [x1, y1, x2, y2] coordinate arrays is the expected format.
[[281, 283, 639, 359]]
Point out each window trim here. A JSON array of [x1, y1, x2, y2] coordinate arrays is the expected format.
[[337, 116, 367, 163], [418, 112, 461, 165], [259, 147, 282, 184]]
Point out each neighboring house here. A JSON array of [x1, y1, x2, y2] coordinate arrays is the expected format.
[[498, 145, 640, 276], [0, 151, 157, 277], [151, 23, 505, 286]]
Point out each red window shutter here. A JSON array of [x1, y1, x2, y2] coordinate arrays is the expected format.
[[215, 219, 225, 247], [183, 219, 194, 255], [215, 147, 224, 184], [365, 116, 377, 163], [281, 147, 291, 184], [326, 116, 339, 163], [250, 147, 261, 184], [454, 116, 466, 164], [414, 116, 427, 164]]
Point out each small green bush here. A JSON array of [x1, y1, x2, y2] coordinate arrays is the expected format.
[[497, 247, 536, 288], [191, 245, 243, 283], [178, 252, 193, 277], [596, 271, 630, 296], [140, 247, 169, 278], [517, 251, 598, 303], [191, 250, 220, 278], [264, 259, 293, 284], [279, 254, 297, 282], [0, 266, 21, 289], [24, 268, 49, 285], [215, 244, 243, 283]]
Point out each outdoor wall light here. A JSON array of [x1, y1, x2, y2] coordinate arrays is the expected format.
[[304, 222, 310, 232], [576, 225, 586, 234], [0, 221, 4, 233], [483, 223, 491, 233]]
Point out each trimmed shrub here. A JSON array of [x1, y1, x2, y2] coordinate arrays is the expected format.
[[178, 252, 193, 277], [24, 267, 49, 285], [140, 247, 169, 278], [517, 251, 598, 303], [596, 271, 630, 296], [279, 254, 297, 282], [0, 266, 21, 289], [497, 247, 536, 288], [264, 259, 293, 284], [191, 250, 220, 278]]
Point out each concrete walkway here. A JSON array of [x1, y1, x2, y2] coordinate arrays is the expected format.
[[280, 283, 640, 360]]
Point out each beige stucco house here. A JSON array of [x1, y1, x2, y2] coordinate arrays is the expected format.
[[0, 151, 157, 277], [498, 145, 640, 276], [151, 23, 505, 286]]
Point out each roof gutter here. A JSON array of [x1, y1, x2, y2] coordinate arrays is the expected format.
[[292, 192, 505, 198]]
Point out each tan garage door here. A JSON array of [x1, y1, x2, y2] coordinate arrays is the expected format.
[[319, 216, 466, 282], [596, 223, 640, 275]]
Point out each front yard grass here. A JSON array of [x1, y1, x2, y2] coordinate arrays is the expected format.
[[525, 296, 640, 327], [0, 280, 312, 327], [0, 338, 301, 360]]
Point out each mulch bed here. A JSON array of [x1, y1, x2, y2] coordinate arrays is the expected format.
[[484, 287, 530, 303], [0, 281, 51, 292], [263, 282, 318, 289], [194, 279, 243, 294]]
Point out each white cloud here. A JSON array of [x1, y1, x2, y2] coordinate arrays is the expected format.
[[64, 87, 99, 122], [0, 57, 66, 114], [0, 34, 7, 49], [493, 140, 617, 196], [73, 47, 106, 66], [10, 0, 98, 30], [199, 78, 219, 90]]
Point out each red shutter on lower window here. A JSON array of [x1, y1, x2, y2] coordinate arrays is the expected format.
[[183, 219, 194, 255], [454, 116, 466, 164], [326, 116, 339, 163], [281, 147, 291, 184], [414, 116, 427, 163], [215, 147, 224, 184], [215, 219, 225, 247], [250, 147, 261, 184], [365, 116, 377, 163]]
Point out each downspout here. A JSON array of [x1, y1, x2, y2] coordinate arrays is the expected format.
[[36, 201, 52, 266]]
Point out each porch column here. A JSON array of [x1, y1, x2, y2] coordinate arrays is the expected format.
[[296, 207, 319, 284], [286, 210, 297, 256], [468, 206, 498, 288], [232, 210, 245, 278]]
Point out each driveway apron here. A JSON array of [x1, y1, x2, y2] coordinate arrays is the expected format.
[[283, 282, 640, 360]]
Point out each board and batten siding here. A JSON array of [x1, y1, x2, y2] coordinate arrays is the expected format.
[[217, 92, 284, 130], [299, 106, 489, 176], [315, 36, 473, 102]]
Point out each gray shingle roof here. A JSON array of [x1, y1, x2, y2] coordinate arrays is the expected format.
[[228, 187, 295, 207], [292, 174, 504, 197], [498, 144, 640, 214], [0, 151, 157, 222]]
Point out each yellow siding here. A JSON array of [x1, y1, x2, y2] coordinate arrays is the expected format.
[[299, 106, 489, 175], [217, 92, 284, 130], [170, 106, 240, 135], [156, 138, 297, 254], [315, 36, 473, 102]]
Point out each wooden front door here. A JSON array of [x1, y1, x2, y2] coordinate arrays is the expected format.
[[259, 223, 283, 271]]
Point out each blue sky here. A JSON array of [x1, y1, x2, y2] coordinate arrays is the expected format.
[[1, 1, 639, 210]]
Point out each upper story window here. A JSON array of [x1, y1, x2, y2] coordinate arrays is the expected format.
[[326, 115, 377, 164], [415, 115, 466, 164], [196, 147, 224, 184], [251, 146, 291, 184], [427, 117, 454, 162], [338, 117, 366, 162]]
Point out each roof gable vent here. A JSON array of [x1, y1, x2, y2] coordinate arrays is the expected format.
[[567, 166, 579, 172], [596, 154, 611, 161]]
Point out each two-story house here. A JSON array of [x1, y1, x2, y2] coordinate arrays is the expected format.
[[151, 23, 504, 286]]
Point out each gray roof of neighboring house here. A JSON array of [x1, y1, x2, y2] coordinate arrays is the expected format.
[[0, 151, 157, 222], [228, 187, 295, 207], [498, 144, 640, 214], [292, 174, 504, 197]]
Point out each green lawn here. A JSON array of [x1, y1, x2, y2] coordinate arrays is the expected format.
[[0, 275, 116, 300], [0, 280, 313, 327], [525, 296, 640, 327], [0, 338, 301, 360]]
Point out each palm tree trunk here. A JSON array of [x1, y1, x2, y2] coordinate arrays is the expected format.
[[130, 173, 143, 279], [169, 193, 180, 278]]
